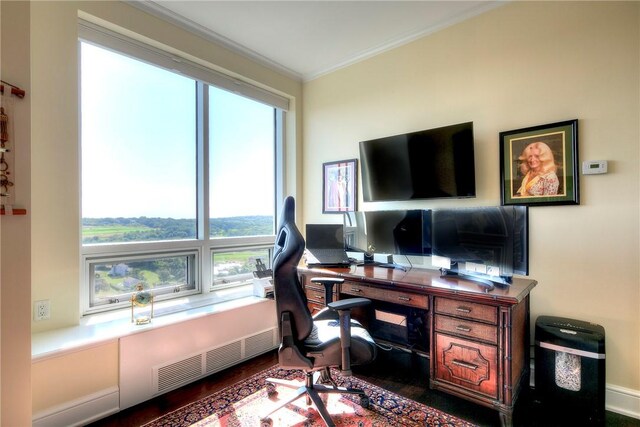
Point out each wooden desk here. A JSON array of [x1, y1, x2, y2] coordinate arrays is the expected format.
[[298, 264, 537, 427]]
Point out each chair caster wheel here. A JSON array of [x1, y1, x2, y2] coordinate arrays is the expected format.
[[359, 395, 370, 408], [260, 417, 273, 426], [266, 383, 278, 397], [319, 371, 330, 384]]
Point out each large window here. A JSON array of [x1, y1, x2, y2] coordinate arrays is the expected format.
[[80, 24, 285, 314], [81, 42, 198, 243], [209, 86, 275, 238]]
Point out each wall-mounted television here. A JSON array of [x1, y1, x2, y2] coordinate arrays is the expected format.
[[431, 206, 529, 287], [359, 122, 476, 202]]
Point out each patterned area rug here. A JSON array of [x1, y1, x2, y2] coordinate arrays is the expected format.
[[143, 366, 477, 426]]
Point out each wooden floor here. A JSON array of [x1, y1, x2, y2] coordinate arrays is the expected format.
[[89, 348, 639, 427]]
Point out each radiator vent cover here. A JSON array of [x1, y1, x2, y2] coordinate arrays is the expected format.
[[206, 340, 242, 374], [245, 329, 276, 359], [157, 354, 202, 394], [152, 327, 276, 395]]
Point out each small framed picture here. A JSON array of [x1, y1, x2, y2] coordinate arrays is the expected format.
[[500, 119, 579, 206], [322, 159, 357, 213]]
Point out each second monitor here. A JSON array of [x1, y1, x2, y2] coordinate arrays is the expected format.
[[343, 210, 427, 259]]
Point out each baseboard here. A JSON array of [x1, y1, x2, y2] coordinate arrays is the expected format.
[[606, 383, 640, 420], [32, 386, 119, 427]]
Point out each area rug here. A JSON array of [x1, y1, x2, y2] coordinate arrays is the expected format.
[[143, 366, 477, 426]]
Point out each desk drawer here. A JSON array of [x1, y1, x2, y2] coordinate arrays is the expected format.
[[302, 279, 337, 304], [303, 283, 329, 315], [341, 282, 428, 310], [435, 297, 497, 324], [435, 333, 498, 399], [435, 314, 498, 345], [305, 288, 330, 305]]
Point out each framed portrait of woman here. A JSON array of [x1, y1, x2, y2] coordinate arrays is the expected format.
[[322, 159, 357, 213], [500, 119, 579, 206]]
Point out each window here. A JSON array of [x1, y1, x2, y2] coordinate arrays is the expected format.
[[209, 86, 275, 239], [81, 42, 197, 244], [88, 252, 197, 308], [79, 23, 285, 314], [210, 247, 271, 299]]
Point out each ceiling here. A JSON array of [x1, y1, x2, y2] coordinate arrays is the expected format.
[[133, 1, 503, 82]]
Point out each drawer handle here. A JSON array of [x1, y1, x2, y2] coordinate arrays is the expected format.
[[314, 294, 324, 300], [456, 306, 472, 313], [452, 360, 478, 370], [397, 296, 411, 302], [455, 325, 472, 333], [350, 288, 362, 293]]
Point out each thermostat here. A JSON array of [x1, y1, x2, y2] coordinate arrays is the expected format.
[[582, 160, 608, 175]]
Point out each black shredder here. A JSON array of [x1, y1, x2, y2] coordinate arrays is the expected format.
[[535, 316, 605, 424]]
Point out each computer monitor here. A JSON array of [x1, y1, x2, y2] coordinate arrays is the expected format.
[[343, 210, 424, 256], [431, 205, 528, 286]]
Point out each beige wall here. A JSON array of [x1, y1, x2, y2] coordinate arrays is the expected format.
[[32, 342, 118, 412], [303, 1, 640, 390], [0, 1, 32, 425]]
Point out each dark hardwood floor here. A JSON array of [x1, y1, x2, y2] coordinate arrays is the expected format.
[[88, 348, 639, 427]]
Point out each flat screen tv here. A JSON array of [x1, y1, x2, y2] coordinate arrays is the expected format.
[[431, 206, 529, 287], [344, 210, 424, 257], [359, 122, 475, 202]]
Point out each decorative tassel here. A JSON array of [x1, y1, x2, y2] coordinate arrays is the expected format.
[[0, 107, 7, 143]]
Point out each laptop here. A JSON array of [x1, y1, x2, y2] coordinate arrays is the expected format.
[[305, 224, 351, 267]]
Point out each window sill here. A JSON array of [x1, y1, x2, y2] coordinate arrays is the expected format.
[[32, 295, 273, 361]]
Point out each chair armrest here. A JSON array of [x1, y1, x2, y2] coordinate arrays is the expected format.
[[310, 277, 344, 304], [327, 297, 371, 312], [326, 298, 371, 376]]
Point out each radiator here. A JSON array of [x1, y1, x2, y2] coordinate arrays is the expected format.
[[153, 328, 276, 395], [119, 299, 278, 409]]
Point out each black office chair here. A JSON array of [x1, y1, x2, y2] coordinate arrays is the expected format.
[[261, 196, 377, 427]]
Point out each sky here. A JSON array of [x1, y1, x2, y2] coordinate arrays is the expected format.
[[81, 42, 275, 219]]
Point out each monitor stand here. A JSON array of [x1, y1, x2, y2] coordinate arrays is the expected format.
[[358, 254, 407, 271], [439, 269, 512, 292]]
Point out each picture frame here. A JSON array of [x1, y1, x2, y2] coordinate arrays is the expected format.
[[322, 159, 357, 213], [500, 119, 579, 206]]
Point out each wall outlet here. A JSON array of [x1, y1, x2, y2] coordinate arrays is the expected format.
[[34, 300, 50, 321]]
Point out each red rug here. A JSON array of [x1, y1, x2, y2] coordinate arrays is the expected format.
[[143, 366, 477, 426]]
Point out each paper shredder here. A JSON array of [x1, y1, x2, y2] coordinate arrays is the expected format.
[[535, 316, 605, 424]]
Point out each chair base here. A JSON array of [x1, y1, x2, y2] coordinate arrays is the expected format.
[[260, 368, 369, 427]]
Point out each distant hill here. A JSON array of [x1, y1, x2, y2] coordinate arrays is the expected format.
[[82, 216, 274, 243]]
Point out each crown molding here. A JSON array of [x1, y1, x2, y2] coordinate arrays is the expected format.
[[125, 0, 304, 82], [304, 1, 505, 82], [125, 1, 505, 83]]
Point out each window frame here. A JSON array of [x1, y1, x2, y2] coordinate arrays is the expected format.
[[83, 249, 200, 315], [78, 21, 285, 316]]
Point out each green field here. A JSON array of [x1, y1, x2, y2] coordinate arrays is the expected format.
[[82, 216, 271, 243], [94, 269, 163, 296], [213, 250, 267, 263], [83, 225, 152, 240]]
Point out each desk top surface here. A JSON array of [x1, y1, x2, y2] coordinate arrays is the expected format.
[[298, 263, 537, 305]]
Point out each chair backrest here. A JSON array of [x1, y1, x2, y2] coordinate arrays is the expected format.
[[272, 196, 313, 341]]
